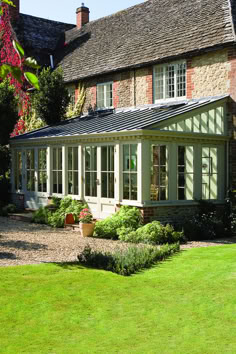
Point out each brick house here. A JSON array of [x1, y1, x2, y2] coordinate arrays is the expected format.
[[9, 0, 236, 223]]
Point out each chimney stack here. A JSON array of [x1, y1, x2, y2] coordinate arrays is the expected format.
[[76, 3, 90, 29], [9, 0, 20, 22]]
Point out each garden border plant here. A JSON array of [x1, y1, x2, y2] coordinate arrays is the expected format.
[[77, 243, 180, 276]]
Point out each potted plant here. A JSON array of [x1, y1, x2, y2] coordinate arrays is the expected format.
[[79, 208, 95, 237]]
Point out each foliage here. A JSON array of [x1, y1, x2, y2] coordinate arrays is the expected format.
[[78, 243, 180, 276], [0, 80, 18, 145], [79, 208, 93, 224], [0, 177, 10, 206], [0, 2, 39, 88], [0, 202, 17, 216], [32, 197, 87, 228], [0, 146, 11, 177], [182, 200, 227, 241], [32, 206, 49, 225], [66, 83, 86, 118], [33, 67, 70, 126], [119, 221, 185, 245], [94, 206, 143, 239]]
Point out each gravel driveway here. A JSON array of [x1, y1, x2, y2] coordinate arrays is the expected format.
[[0, 216, 235, 267]]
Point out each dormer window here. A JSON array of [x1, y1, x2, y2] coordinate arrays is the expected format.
[[97, 82, 113, 109], [154, 61, 186, 102]]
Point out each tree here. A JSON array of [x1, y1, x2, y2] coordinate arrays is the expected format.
[[33, 67, 70, 126], [0, 79, 19, 205], [0, 80, 18, 145]]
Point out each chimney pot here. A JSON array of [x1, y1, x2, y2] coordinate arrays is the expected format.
[[76, 4, 90, 29]]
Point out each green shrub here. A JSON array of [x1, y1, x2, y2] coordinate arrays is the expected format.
[[182, 200, 227, 241], [119, 221, 185, 245], [3, 203, 17, 213], [77, 243, 180, 276], [32, 207, 49, 224], [94, 206, 142, 239], [32, 197, 88, 228], [47, 210, 65, 228]]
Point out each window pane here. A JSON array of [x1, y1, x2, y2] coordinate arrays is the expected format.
[[123, 145, 130, 171], [123, 173, 130, 199], [53, 148, 57, 170], [73, 148, 78, 170], [202, 147, 218, 200], [131, 145, 137, 171], [53, 171, 57, 193], [68, 148, 73, 171], [166, 65, 175, 98], [101, 147, 108, 171], [131, 174, 137, 200], [154, 67, 164, 100], [108, 172, 114, 198], [58, 148, 62, 170], [178, 146, 194, 200], [151, 145, 168, 201], [101, 172, 108, 198], [177, 63, 186, 97]]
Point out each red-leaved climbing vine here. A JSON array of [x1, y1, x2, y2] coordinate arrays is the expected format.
[[0, 4, 30, 136]]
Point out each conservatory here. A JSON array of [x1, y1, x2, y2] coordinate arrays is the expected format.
[[10, 95, 229, 222]]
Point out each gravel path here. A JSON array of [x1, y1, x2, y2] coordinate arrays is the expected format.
[[0, 216, 235, 267]]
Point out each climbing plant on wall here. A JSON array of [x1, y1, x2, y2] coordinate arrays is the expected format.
[[66, 83, 86, 118]]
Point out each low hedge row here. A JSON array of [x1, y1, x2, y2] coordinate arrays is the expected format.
[[77, 243, 180, 276]]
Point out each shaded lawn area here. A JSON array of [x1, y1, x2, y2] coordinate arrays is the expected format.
[[0, 245, 235, 354]]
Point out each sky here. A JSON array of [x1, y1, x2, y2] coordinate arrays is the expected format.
[[20, 0, 146, 24]]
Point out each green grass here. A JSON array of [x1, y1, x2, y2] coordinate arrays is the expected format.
[[0, 245, 236, 354]]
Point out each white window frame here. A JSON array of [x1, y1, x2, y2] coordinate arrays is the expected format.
[[96, 82, 113, 109], [154, 60, 186, 103]]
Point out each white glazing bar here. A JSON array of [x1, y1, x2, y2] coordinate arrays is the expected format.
[[114, 143, 121, 204], [78, 145, 83, 199], [140, 141, 150, 203], [47, 146, 51, 195], [63, 146, 67, 196]]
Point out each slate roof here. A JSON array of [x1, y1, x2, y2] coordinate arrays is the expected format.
[[57, 0, 236, 83], [14, 14, 75, 66], [10, 95, 228, 142]]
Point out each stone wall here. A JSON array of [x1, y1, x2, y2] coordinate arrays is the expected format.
[[189, 49, 230, 99], [79, 67, 154, 113]]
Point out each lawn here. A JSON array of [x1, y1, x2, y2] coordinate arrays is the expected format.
[[0, 245, 235, 354]]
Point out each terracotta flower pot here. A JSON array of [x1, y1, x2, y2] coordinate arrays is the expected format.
[[79, 222, 95, 237], [65, 213, 75, 225]]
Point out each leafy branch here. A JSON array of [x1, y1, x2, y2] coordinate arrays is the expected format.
[[0, 1, 40, 89]]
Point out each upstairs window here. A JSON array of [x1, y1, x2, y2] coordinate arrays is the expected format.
[[97, 82, 113, 109], [154, 61, 186, 102]]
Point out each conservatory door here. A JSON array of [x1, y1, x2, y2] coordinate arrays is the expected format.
[[84, 145, 115, 219]]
